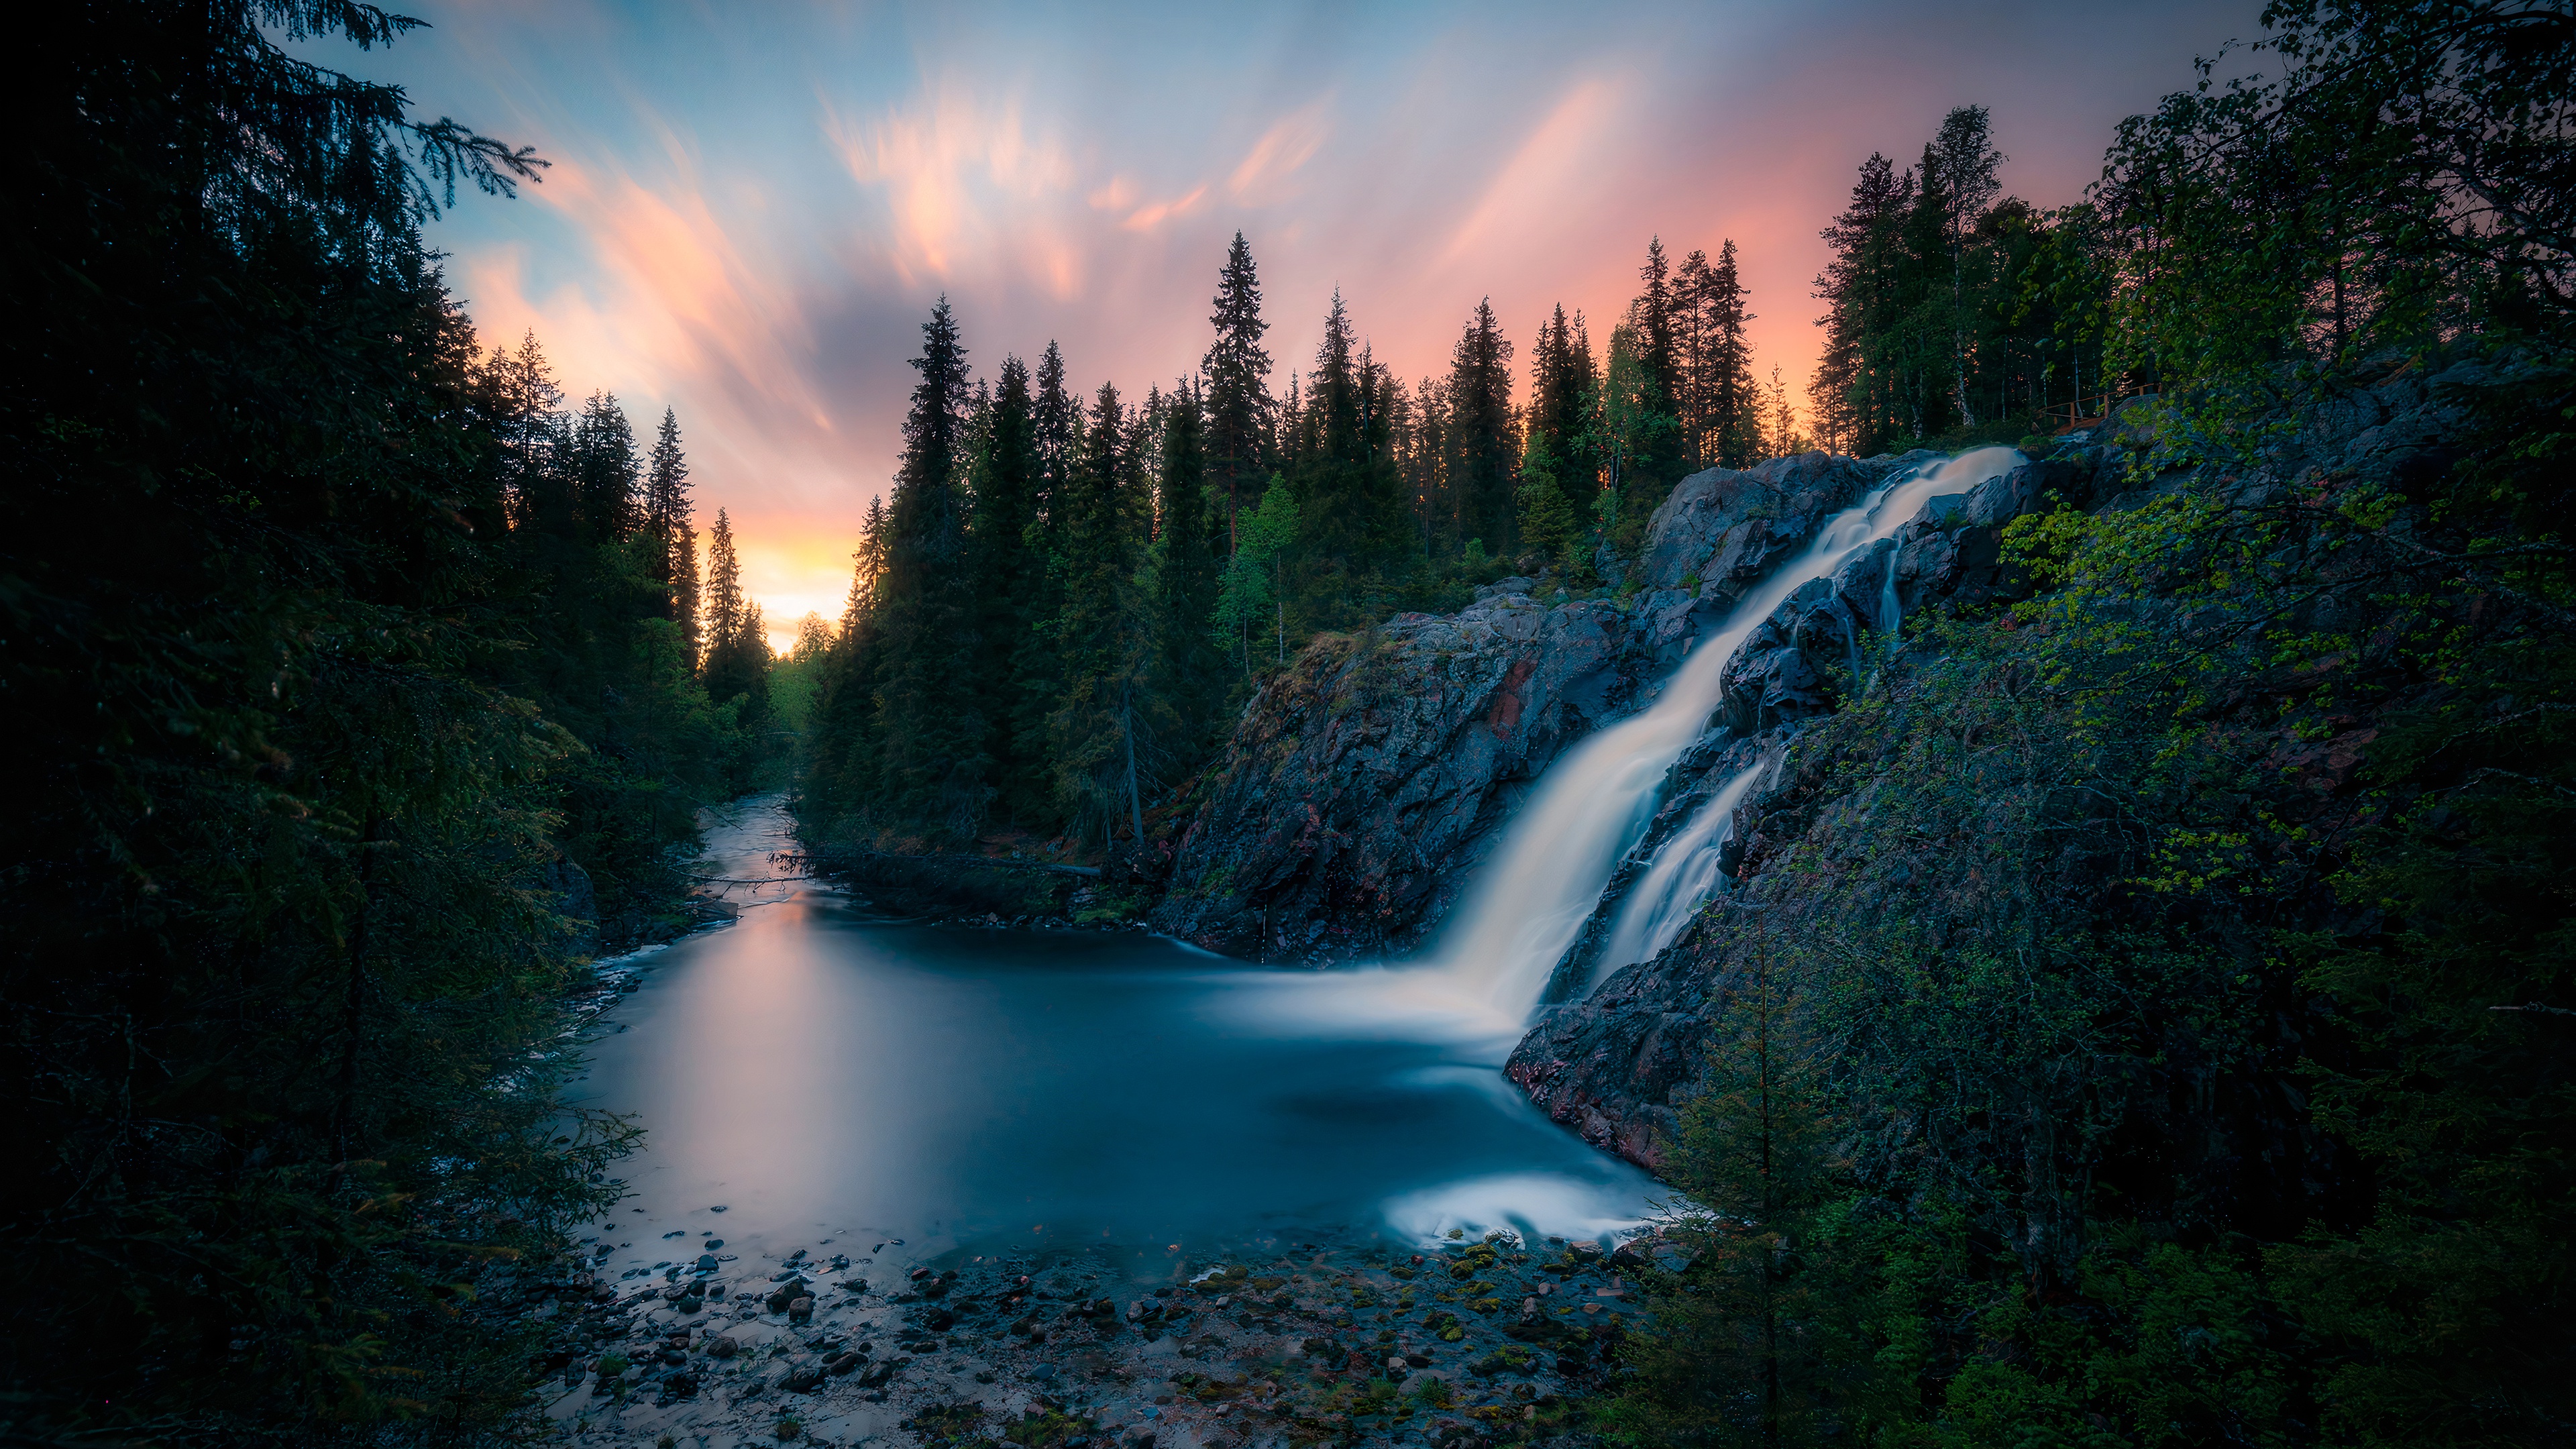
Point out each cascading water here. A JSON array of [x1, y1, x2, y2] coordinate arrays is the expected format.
[[1432, 446, 2021, 1016], [1595, 759, 1766, 975]]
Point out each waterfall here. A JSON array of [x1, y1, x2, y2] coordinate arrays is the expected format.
[[1876, 543, 1903, 641], [1594, 759, 1765, 976], [1434, 446, 2019, 1017]]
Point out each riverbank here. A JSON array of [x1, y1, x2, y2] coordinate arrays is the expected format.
[[536, 1222, 1670, 1449], [531, 794, 1668, 1448]]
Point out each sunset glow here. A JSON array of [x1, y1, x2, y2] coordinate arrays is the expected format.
[[362, 1, 2257, 651]]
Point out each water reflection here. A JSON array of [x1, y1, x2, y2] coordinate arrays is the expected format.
[[574, 798, 1658, 1281]]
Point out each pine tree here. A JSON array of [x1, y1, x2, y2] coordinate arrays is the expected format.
[[1613, 919, 1849, 1447], [1705, 239, 1760, 467], [1291, 290, 1409, 610], [1400, 374, 1450, 558], [1929, 106, 2004, 426], [1203, 232, 1273, 543], [1152, 383, 1226, 760], [970, 354, 1050, 824], [1676, 248, 1717, 464], [869, 297, 987, 839], [1815, 153, 1918, 455], [570, 389, 640, 540], [644, 407, 696, 646], [1633, 237, 1682, 423], [1446, 298, 1518, 558]]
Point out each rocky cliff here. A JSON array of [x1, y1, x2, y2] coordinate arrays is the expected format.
[[1149, 449, 1960, 961]]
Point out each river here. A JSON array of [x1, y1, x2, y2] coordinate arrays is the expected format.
[[572, 796, 1662, 1289]]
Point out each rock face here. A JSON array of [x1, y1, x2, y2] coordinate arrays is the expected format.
[[1638, 449, 1942, 596], [1152, 451, 1938, 961], [1150, 585, 1656, 959], [1507, 366, 2500, 1175]]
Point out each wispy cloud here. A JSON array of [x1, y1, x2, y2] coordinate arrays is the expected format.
[[1440, 76, 1624, 266], [1229, 98, 1332, 201], [824, 75, 1079, 285], [405, 0, 2258, 648]]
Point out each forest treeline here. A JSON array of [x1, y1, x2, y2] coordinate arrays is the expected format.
[[796, 90, 2255, 852], [796, 233, 1805, 847], [800, 225, 1858, 847], [4, 3, 782, 1440]]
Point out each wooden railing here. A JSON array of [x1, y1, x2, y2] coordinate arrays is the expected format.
[[2039, 382, 2144, 432]]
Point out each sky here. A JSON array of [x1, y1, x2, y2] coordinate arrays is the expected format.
[[349, 0, 2260, 651]]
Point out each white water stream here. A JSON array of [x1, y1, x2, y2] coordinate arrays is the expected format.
[[1595, 759, 1767, 977], [1430, 446, 2020, 1015], [1238, 447, 2017, 1047]]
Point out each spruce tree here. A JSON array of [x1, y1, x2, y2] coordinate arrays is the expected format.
[[1034, 339, 1078, 505], [870, 297, 987, 839], [485, 331, 567, 531], [970, 354, 1049, 824], [570, 389, 640, 540], [1613, 920, 1850, 1446], [1291, 291, 1409, 612], [644, 406, 694, 616], [701, 508, 764, 710], [806, 498, 891, 833], [1446, 299, 1518, 557], [1633, 237, 1682, 421], [1045, 382, 1159, 839], [1203, 232, 1274, 542], [1707, 239, 1760, 467], [1153, 383, 1225, 759], [673, 519, 702, 671]]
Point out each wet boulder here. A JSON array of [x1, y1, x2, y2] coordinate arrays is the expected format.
[[1640, 451, 1941, 596], [1715, 579, 1864, 735]]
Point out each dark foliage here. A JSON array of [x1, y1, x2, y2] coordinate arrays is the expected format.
[[2, 5, 767, 1440]]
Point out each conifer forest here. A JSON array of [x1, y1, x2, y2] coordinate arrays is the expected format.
[[3, 3, 2570, 1447]]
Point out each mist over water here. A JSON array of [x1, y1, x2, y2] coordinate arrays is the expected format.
[[573, 802, 1658, 1283]]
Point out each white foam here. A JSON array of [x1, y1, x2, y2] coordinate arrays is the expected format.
[[1381, 1172, 1650, 1246]]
